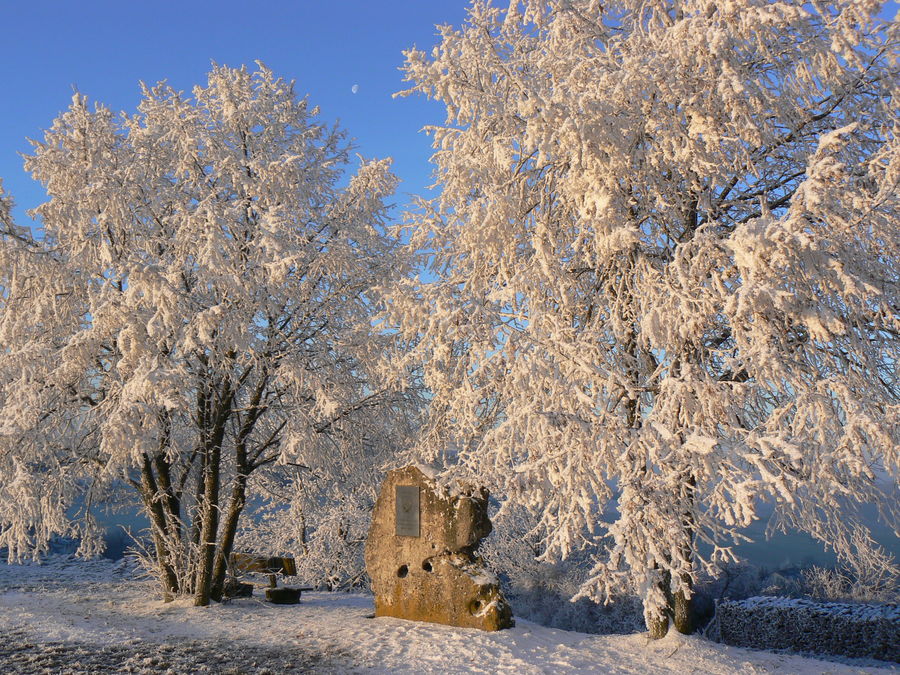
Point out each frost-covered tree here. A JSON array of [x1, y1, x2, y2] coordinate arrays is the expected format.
[[0, 64, 413, 606], [387, 0, 899, 636]]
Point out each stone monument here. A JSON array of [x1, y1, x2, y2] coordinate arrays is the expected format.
[[365, 465, 514, 631]]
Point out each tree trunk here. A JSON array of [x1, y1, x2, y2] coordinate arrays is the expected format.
[[189, 383, 210, 596], [153, 454, 182, 542], [209, 472, 247, 602], [209, 373, 266, 602], [674, 473, 696, 634], [193, 372, 233, 607], [194, 443, 222, 606], [647, 569, 672, 639], [648, 611, 670, 639], [139, 456, 179, 601], [188, 447, 206, 595], [673, 574, 693, 635], [297, 502, 308, 555]]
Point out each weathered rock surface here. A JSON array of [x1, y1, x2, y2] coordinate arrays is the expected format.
[[365, 466, 514, 631]]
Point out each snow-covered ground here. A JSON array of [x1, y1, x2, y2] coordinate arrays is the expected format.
[[0, 556, 895, 674]]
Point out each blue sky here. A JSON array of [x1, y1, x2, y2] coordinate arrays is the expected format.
[[0, 1, 471, 227], [3, 2, 897, 230]]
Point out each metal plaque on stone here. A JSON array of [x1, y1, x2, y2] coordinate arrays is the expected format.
[[395, 485, 420, 537]]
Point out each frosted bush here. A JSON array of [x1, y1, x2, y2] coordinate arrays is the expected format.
[[291, 498, 374, 591], [481, 506, 643, 634], [803, 565, 899, 604]]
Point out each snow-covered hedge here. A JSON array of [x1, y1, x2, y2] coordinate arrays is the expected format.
[[715, 596, 899, 662]]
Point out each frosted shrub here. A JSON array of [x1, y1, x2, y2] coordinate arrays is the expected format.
[[803, 565, 900, 604], [700, 563, 772, 601], [292, 497, 374, 591], [481, 507, 644, 634], [228, 476, 385, 592], [802, 567, 851, 602], [800, 534, 900, 604]]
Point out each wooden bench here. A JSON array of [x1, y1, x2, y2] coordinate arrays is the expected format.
[[228, 553, 312, 604], [229, 552, 298, 577]]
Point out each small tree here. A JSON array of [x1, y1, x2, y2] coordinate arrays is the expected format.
[[0, 63, 412, 605], [386, 1, 899, 636]]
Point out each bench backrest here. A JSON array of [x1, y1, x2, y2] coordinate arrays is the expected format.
[[230, 552, 297, 577]]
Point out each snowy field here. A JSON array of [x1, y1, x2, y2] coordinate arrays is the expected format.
[[0, 556, 896, 674]]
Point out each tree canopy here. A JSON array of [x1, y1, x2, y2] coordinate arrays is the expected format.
[[386, 0, 899, 635], [0, 64, 412, 604]]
